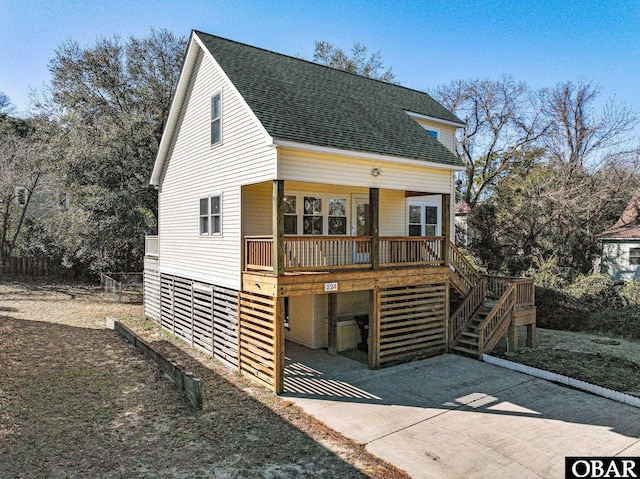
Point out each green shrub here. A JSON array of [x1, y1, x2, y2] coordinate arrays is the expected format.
[[621, 281, 640, 307], [459, 247, 487, 274], [587, 306, 640, 341], [565, 273, 625, 310], [524, 257, 571, 289], [534, 286, 590, 331]]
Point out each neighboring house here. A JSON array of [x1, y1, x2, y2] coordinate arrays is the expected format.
[[598, 190, 640, 282], [144, 31, 536, 393], [454, 201, 473, 247]]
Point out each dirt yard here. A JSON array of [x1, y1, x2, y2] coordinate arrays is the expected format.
[[0, 281, 408, 479]]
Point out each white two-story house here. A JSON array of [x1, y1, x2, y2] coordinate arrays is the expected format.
[[144, 31, 536, 393]]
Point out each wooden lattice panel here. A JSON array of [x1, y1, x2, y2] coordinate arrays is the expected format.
[[212, 286, 239, 369], [238, 292, 282, 392], [159, 274, 239, 370], [378, 284, 447, 366]]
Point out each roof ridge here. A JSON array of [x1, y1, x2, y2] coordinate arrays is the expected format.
[[193, 30, 446, 99]]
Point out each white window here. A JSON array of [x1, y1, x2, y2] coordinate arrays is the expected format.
[[199, 193, 222, 236], [211, 92, 221, 145], [328, 198, 347, 235], [283, 195, 297, 235], [303, 196, 323, 235], [630, 248, 640, 266], [284, 193, 348, 236], [408, 201, 440, 236]]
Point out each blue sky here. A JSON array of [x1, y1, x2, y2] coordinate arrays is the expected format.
[[1, 0, 639, 134]]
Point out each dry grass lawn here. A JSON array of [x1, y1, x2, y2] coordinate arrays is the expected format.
[[494, 327, 640, 394], [0, 281, 409, 479]]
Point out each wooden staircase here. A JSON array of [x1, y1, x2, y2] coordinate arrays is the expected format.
[[451, 304, 490, 357], [447, 243, 535, 359]]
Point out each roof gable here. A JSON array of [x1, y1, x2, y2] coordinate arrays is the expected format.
[[194, 31, 464, 168], [599, 189, 640, 240]]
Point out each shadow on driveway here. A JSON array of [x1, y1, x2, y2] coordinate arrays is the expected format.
[[282, 341, 640, 479]]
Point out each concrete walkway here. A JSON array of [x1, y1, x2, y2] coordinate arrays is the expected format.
[[282, 342, 640, 479]]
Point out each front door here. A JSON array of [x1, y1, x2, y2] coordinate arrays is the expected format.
[[352, 194, 370, 236], [352, 195, 370, 263]]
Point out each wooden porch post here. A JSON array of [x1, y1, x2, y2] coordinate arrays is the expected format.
[[442, 193, 451, 265], [327, 293, 338, 355], [369, 187, 380, 270], [508, 323, 518, 353], [273, 180, 285, 276]]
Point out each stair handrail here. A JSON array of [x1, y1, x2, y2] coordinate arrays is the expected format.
[[450, 277, 487, 345], [477, 282, 517, 355], [448, 242, 481, 292]]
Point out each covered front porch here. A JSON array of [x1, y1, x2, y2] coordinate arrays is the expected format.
[[241, 179, 455, 276]]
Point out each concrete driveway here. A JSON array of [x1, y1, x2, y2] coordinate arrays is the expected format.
[[282, 342, 640, 479]]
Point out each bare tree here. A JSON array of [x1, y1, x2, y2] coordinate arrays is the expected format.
[[313, 41, 397, 83], [0, 115, 53, 257], [433, 77, 548, 209], [542, 80, 638, 169]]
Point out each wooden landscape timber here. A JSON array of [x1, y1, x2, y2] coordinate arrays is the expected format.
[[107, 316, 203, 409]]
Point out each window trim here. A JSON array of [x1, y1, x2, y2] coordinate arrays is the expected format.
[[199, 192, 223, 237], [630, 247, 640, 266], [210, 90, 222, 146]]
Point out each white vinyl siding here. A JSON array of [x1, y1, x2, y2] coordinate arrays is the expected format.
[[278, 149, 454, 194], [601, 241, 640, 282], [158, 49, 276, 289], [413, 119, 457, 154]]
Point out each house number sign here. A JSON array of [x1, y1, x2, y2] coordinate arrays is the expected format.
[[324, 282, 338, 292]]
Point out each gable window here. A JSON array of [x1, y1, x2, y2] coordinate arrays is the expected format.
[[199, 193, 222, 236], [211, 92, 222, 145], [422, 126, 439, 139], [630, 248, 640, 266]]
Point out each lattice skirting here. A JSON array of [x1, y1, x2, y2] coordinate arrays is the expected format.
[[159, 273, 239, 370]]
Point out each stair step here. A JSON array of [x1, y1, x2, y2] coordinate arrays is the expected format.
[[452, 345, 479, 357], [458, 338, 479, 348], [461, 331, 479, 339]]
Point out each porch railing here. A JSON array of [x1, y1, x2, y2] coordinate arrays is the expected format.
[[245, 235, 445, 272], [284, 236, 372, 271], [448, 243, 481, 292], [484, 275, 535, 309], [379, 236, 444, 267], [145, 235, 159, 257]]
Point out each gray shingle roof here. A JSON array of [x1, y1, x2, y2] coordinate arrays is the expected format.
[[196, 31, 464, 168]]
